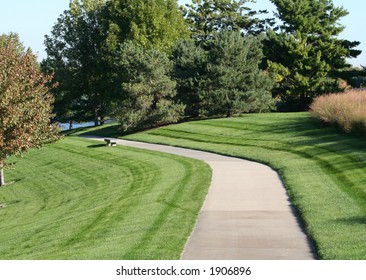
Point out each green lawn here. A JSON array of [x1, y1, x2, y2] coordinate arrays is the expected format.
[[86, 112, 366, 260], [0, 137, 211, 259]]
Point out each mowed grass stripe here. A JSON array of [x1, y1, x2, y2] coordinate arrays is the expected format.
[[0, 137, 211, 259], [122, 113, 366, 259]]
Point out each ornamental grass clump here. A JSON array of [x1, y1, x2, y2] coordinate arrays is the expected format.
[[310, 90, 366, 133]]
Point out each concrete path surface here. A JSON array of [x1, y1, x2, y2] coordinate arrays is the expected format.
[[84, 136, 316, 260]]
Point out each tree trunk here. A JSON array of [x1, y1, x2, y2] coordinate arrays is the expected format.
[[0, 166, 5, 187], [100, 116, 105, 126], [94, 111, 99, 126]]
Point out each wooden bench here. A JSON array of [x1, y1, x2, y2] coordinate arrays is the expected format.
[[104, 138, 117, 147]]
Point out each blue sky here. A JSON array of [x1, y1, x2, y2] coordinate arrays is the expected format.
[[0, 0, 364, 66]]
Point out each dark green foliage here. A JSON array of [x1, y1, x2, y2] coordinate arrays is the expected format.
[[172, 39, 207, 118], [337, 68, 366, 88], [182, 0, 273, 46], [173, 31, 274, 118], [201, 32, 274, 116], [265, 0, 361, 110], [44, 0, 189, 128], [112, 42, 184, 132], [43, 0, 110, 125]]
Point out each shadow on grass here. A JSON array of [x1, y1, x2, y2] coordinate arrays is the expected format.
[[87, 144, 106, 149], [64, 124, 123, 138], [80, 124, 122, 138], [338, 216, 366, 225]]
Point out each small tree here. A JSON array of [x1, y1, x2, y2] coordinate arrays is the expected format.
[[0, 34, 60, 186], [112, 42, 184, 132]]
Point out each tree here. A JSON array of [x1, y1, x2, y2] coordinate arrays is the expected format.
[[182, 0, 273, 46], [201, 31, 274, 116], [43, 0, 110, 126], [265, 0, 361, 109], [106, 0, 189, 53], [173, 31, 274, 118], [0, 34, 60, 186], [172, 39, 207, 118], [111, 42, 184, 132]]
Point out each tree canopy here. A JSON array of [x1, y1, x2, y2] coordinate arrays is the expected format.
[[43, 0, 110, 126], [43, 0, 190, 127], [0, 34, 60, 186], [107, 0, 189, 53], [173, 32, 274, 118], [265, 0, 361, 109], [183, 0, 273, 46], [111, 42, 184, 131]]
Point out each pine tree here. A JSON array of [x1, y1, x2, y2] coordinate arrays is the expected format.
[[201, 31, 274, 116], [183, 0, 273, 46], [266, 0, 361, 109], [112, 42, 184, 131], [172, 39, 207, 118], [173, 31, 274, 118]]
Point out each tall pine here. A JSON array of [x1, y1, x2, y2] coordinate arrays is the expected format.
[[266, 0, 361, 109], [183, 0, 272, 46]]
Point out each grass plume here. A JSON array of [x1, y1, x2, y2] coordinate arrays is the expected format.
[[310, 90, 366, 134]]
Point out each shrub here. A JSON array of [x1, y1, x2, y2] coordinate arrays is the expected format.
[[310, 90, 366, 133]]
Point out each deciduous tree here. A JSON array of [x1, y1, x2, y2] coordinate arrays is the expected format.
[[43, 0, 110, 126], [0, 34, 60, 186], [107, 0, 189, 53]]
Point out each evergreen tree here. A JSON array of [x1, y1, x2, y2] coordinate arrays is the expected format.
[[172, 39, 207, 118], [266, 0, 361, 109], [183, 0, 273, 46], [201, 31, 274, 116], [112, 42, 184, 132], [173, 31, 274, 118]]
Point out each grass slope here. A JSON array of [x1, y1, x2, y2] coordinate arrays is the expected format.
[[0, 137, 211, 259], [108, 112, 366, 260]]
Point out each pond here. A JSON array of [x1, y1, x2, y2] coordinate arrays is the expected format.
[[59, 119, 115, 131], [59, 121, 95, 131]]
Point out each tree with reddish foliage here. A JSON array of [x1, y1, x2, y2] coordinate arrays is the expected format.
[[0, 33, 60, 187]]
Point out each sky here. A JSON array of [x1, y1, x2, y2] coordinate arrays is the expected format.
[[0, 0, 365, 66]]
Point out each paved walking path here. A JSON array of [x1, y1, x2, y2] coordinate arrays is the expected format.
[[85, 136, 316, 260]]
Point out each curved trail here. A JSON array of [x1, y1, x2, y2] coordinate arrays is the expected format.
[[84, 136, 315, 260]]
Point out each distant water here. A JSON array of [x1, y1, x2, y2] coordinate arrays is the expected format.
[[59, 119, 114, 131]]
